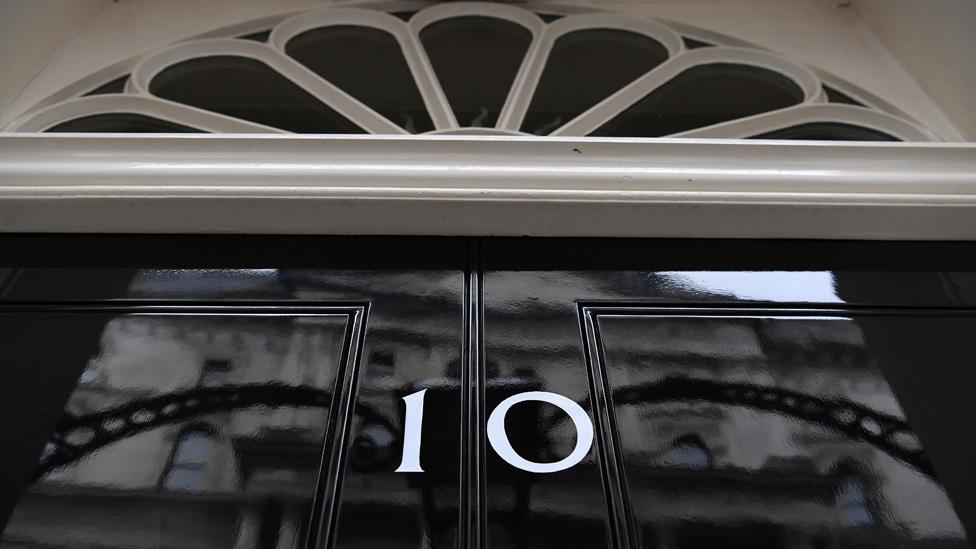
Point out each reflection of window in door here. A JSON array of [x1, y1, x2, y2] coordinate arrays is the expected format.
[[836, 474, 875, 526], [162, 426, 217, 491], [664, 434, 711, 469], [199, 358, 233, 386]]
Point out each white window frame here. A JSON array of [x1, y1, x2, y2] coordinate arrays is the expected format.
[[5, 1, 935, 142], [270, 7, 456, 130], [496, 13, 684, 131], [130, 38, 405, 134], [553, 47, 823, 136]]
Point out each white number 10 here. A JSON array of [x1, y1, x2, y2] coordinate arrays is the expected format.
[[395, 389, 594, 474]]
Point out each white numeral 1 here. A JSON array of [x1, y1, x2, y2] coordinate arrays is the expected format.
[[395, 389, 427, 472]]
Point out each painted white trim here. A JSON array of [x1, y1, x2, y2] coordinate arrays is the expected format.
[[0, 134, 974, 240], [409, 1, 546, 130], [8, 94, 284, 133], [553, 47, 823, 136], [497, 12, 684, 132], [130, 38, 406, 134], [673, 104, 938, 142], [271, 7, 454, 131]]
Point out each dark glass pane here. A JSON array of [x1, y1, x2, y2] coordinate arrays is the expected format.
[[150, 55, 365, 133], [751, 122, 899, 141], [420, 16, 532, 127], [522, 29, 668, 135], [591, 63, 805, 137], [389, 11, 417, 22], [682, 37, 714, 49], [46, 113, 203, 133], [238, 29, 271, 42], [286, 26, 434, 133], [84, 75, 129, 96], [824, 85, 866, 106], [536, 13, 564, 23], [1, 312, 349, 548]]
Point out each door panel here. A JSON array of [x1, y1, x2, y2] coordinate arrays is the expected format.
[[591, 311, 968, 548], [2, 310, 355, 549], [0, 237, 466, 549], [482, 239, 976, 549]]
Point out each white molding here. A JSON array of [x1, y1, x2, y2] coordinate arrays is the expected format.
[[130, 38, 406, 134], [553, 46, 823, 136], [673, 104, 938, 142], [271, 7, 455, 131], [8, 94, 284, 133], [0, 134, 974, 240], [497, 12, 684, 132]]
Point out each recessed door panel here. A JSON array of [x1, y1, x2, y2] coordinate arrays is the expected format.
[[588, 311, 970, 548], [0, 237, 467, 549]]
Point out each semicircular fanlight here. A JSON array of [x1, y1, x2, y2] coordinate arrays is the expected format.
[[9, 2, 937, 142]]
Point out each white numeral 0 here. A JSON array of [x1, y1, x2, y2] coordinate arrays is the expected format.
[[395, 389, 594, 474]]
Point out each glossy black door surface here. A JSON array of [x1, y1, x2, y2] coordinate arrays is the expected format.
[[1, 236, 975, 549], [481, 239, 976, 549], [0, 237, 466, 549]]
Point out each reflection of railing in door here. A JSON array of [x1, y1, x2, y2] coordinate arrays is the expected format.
[[607, 376, 933, 478], [37, 383, 392, 479]]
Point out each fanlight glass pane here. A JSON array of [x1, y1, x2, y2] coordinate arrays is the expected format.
[[823, 85, 866, 106], [149, 55, 365, 133], [46, 113, 203, 133], [420, 16, 532, 128], [682, 37, 714, 49], [286, 25, 434, 133], [390, 11, 417, 22], [238, 29, 272, 42], [521, 29, 669, 135], [84, 75, 129, 96], [751, 122, 899, 141], [591, 63, 805, 137]]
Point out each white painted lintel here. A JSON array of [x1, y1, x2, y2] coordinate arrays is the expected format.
[[0, 133, 974, 240]]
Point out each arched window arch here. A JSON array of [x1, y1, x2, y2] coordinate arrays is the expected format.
[[161, 425, 219, 492], [6, 3, 937, 142]]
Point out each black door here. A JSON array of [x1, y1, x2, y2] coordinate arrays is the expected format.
[[0, 236, 974, 549]]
